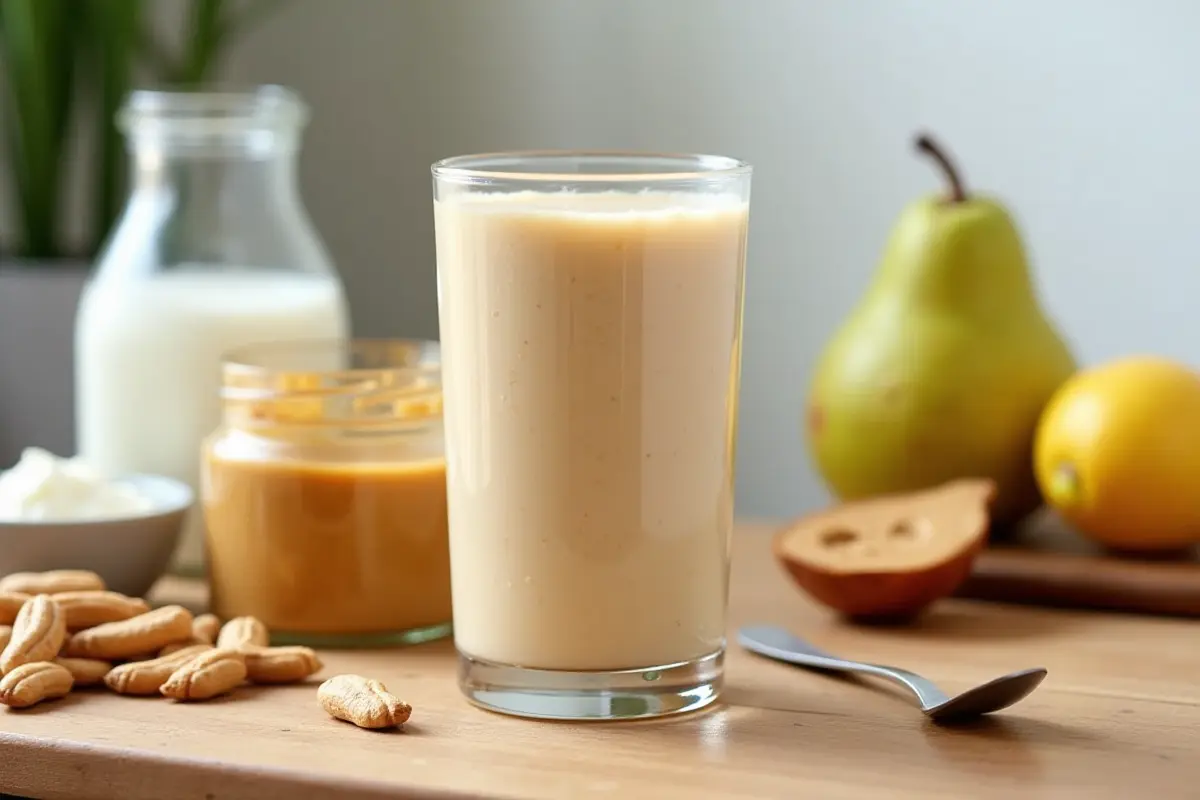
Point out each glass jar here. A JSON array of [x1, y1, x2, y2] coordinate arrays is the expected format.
[[74, 85, 350, 578], [201, 339, 452, 648]]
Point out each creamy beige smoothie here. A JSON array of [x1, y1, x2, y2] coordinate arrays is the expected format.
[[435, 189, 749, 672]]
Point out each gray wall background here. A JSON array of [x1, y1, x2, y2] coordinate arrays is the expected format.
[[13, 0, 1200, 521]]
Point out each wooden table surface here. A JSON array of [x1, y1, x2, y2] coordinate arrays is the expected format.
[[0, 521, 1196, 799]]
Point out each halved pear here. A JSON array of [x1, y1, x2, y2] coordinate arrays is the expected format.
[[773, 479, 996, 622]]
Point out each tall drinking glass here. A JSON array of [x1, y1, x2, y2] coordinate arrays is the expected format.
[[432, 152, 752, 720]]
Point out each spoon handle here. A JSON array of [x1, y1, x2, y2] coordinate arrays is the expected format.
[[737, 625, 951, 710]]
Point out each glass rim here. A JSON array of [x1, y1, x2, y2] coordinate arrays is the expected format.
[[431, 150, 752, 185]]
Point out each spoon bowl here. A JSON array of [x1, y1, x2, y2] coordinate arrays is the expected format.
[[925, 666, 1047, 721], [737, 624, 1047, 723]]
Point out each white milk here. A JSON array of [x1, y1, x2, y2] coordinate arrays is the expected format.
[[74, 269, 350, 570]]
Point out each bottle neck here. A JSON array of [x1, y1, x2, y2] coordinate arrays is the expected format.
[[96, 130, 334, 278], [125, 136, 302, 213]]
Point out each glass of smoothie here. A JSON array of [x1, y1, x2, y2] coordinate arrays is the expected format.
[[431, 151, 752, 720]]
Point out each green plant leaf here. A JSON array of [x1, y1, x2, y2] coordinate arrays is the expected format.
[[0, 0, 291, 259], [0, 0, 74, 258], [84, 0, 141, 255], [176, 0, 224, 85]]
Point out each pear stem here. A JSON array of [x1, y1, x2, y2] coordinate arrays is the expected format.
[[914, 133, 967, 203]]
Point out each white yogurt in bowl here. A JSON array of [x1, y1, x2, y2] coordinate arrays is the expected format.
[[0, 448, 193, 596], [0, 447, 155, 522]]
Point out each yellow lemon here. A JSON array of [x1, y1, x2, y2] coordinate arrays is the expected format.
[[1033, 355, 1200, 551]]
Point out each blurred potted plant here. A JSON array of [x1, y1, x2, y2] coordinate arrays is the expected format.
[[0, 0, 288, 464]]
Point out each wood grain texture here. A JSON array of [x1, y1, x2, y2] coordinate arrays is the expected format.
[[958, 507, 1200, 617], [0, 521, 1196, 800], [959, 548, 1200, 616]]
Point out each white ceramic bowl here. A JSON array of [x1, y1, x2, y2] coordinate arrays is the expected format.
[[0, 474, 193, 598]]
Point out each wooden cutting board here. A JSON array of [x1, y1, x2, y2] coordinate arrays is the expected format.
[[954, 507, 1200, 617]]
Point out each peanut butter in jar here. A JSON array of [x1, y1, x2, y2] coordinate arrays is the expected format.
[[201, 339, 451, 647]]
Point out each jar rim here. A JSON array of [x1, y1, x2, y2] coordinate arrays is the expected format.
[[222, 337, 439, 377], [220, 338, 442, 430], [431, 150, 752, 186]]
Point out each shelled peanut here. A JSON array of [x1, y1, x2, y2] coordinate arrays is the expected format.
[[1, 595, 67, 673], [0, 569, 357, 717], [318, 674, 412, 730], [0, 662, 74, 708]]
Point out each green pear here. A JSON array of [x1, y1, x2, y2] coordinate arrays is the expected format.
[[805, 133, 1077, 525]]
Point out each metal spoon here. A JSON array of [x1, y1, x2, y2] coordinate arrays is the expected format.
[[737, 624, 1047, 723]]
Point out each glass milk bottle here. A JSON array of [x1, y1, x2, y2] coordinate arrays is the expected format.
[[74, 86, 350, 576]]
